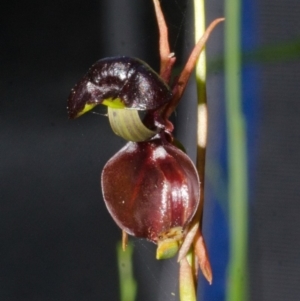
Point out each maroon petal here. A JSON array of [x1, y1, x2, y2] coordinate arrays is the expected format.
[[101, 137, 200, 243]]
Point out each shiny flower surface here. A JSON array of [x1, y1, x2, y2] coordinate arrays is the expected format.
[[101, 135, 200, 243]]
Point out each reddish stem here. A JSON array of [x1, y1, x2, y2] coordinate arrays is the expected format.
[[164, 18, 225, 119], [152, 0, 175, 83]]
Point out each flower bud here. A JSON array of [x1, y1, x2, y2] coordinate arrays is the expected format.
[[101, 136, 200, 246]]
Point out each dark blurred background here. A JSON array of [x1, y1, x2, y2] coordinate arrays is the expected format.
[[1, 0, 300, 300]]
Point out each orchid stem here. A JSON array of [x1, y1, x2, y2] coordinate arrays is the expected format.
[[194, 0, 207, 228]]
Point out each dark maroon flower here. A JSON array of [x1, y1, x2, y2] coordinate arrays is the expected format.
[[66, 0, 223, 280]]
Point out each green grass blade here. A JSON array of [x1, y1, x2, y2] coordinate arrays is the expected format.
[[224, 0, 249, 300], [117, 242, 137, 301]]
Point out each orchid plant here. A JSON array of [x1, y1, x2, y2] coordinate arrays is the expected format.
[[67, 0, 223, 299]]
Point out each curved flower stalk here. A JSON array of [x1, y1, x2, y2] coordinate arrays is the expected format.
[[67, 0, 224, 299]]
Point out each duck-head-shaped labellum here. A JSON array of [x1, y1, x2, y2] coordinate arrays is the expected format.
[[101, 134, 200, 257], [67, 56, 172, 119]]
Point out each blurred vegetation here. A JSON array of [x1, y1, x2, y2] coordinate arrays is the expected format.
[[209, 39, 300, 73]]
